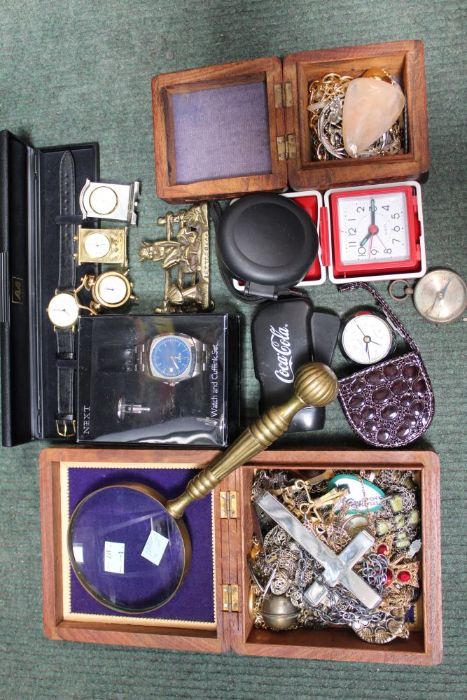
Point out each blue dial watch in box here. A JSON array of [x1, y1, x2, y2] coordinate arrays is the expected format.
[[146, 334, 208, 384], [98, 332, 209, 385]]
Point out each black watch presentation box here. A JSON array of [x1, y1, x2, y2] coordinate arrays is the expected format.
[[0, 130, 99, 446], [77, 313, 240, 446]]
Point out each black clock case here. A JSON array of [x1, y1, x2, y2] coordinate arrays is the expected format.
[[0, 130, 99, 446]]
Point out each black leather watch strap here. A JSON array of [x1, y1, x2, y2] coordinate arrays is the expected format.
[[57, 151, 77, 290], [56, 328, 74, 358], [54, 151, 77, 437]]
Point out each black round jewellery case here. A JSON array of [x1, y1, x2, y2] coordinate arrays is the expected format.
[[216, 194, 319, 300]]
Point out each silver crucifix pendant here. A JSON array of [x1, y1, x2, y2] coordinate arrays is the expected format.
[[255, 492, 382, 610]]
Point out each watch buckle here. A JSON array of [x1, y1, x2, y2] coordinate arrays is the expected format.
[[56, 419, 76, 438]]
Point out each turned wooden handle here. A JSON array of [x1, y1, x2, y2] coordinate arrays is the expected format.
[[166, 362, 338, 519]]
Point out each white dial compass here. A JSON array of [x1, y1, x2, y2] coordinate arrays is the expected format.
[[340, 311, 395, 365]]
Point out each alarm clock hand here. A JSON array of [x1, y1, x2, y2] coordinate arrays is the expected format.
[[368, 199, 379, 237], [359, 231, 371, 248], [359, 200, 379, 248]]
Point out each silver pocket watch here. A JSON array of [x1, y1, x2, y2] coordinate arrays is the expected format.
[[389, 268, 466, 323]]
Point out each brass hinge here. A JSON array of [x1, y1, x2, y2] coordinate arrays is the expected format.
[[220, 490, 238, 519], [222, 584, 239, 612], [276, 133, 297, 161], [274, 81, 293, 108]]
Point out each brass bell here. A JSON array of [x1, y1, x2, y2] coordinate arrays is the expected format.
[[261, 594, 300, 631]]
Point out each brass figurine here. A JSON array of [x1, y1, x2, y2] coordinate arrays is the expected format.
[[139, 203, 212, 313]]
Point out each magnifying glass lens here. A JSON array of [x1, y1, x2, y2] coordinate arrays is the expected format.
[[68, 486, 188, 613]]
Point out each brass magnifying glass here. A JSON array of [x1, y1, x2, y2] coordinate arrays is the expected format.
[[68, 362, 338, 613]]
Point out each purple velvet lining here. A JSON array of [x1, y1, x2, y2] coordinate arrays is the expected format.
[[67, 466, 215, 622], [171, 81, 272, 183]]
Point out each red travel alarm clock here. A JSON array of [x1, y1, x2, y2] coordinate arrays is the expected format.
[[283, 181, 426, 286]]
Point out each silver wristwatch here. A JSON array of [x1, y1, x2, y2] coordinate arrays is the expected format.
[[134, 333, 209, 385]]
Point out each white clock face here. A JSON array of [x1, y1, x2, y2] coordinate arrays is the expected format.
[[337, 191, 410, 265], [95, 274, 129, 305], [47, 292, 79, 328], [84, 232, 111, 258], [89, 186, 118, 216], [341, 313, 394, 365]]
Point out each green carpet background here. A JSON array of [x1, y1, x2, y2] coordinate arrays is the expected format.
[[0, 0, 466, 697]]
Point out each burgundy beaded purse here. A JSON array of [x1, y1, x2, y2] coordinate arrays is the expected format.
[[337, 282, 434, 448]]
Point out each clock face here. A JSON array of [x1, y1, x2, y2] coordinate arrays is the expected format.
[[335, 189, 411, 267], [47, 292, 79, 328], [89, 186, 119, 216], [95, 273, 129, 306], [84, 232, 111, 259], [149, 335, 193, 380], [341, 313, 394, 365]]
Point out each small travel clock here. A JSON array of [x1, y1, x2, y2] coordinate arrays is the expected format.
[[75, 226, 128, 266], [328, 184, 422, 279], [79, 179, 140, 225], [87, 271, 135, 310]]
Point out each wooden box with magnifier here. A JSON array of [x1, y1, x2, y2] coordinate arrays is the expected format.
[[152, 40, 429, 203], [39, 446, 442, 665]]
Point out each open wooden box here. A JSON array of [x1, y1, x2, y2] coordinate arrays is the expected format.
[[40, 447, 442, 664], [152, 41, 429, 202]]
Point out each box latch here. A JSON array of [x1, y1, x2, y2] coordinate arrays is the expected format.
[[222, 584, 239, 612], [276, 134, 297, 161], [274, 82, 293, 108], [220, 490, 238, 519]]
